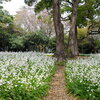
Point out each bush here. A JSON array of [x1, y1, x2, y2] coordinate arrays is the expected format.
[[48, 37, 56, 53], [94, 39, 100, 53], [77, 28, 100, 53], [23, 31, 49, 52], [9, 36, 25, 51], [8, 30, 50, 52], [0, 32, 10, 51]]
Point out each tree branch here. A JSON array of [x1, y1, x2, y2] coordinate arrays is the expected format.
[[61, 16, 70, 21], [66, 0, 73, 6]]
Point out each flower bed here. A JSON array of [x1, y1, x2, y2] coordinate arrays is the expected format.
[[65, 54, 100, 100], [0, 52, 56, 100]]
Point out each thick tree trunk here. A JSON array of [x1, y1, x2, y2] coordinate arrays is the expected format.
[[68, 0, 79, 57], [53, 0, 65, 61]]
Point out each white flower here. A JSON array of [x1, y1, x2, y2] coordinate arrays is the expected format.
[[0, 52, 55, 91]]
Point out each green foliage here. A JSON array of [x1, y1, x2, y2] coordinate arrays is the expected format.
[[23, 31, 49, 52], [0, 8, 14, 51], [8, 30, 51, 52], [47, 35, 68, 53], [0, 78, 51, 100], [27, 0, 100, 28], [24, 0, 52, 13], [34, 0, 52, 13], [77, 28, 100, 53], [9, 36, 25, 51], [77, 27, 88, 38], [0, 52, 56, 100], [0, 10, 13, 27], [48, 37, 56, 52], [65, 55, 100, 100], [66, 79, 100, 100], [0, 32, 10, 51], [94, 39, 100, 50], [77, 0, 97, 27]]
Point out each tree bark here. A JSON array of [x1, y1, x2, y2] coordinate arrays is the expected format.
[[68, 0, 79, 57], [53, 0, 65, 61]]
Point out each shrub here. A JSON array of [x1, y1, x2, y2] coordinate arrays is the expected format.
[[77, 28, 100, 53], [8, 30, 50, 52], [48, 37, 56, 53]]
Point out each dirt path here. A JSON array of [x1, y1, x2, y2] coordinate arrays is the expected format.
[[42, 66, 79, 100]]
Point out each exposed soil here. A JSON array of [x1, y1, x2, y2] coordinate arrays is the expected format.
[[41, 66, 80, 100]]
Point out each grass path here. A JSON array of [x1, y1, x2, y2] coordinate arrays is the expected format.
[[42, 66, 80, 100]]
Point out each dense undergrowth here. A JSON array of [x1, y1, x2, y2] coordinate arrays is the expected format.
[[0, 52, 100, 100], [0, 52, 56, 100], [65, 54, 100, 100]]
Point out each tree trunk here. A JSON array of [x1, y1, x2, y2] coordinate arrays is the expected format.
[[68, 0, 79, 57], [53, 0, 65, 61]]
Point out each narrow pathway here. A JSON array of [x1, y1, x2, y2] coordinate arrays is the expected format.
[[42, 66, 79, 100]]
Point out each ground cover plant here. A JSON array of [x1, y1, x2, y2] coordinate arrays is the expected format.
[[0, 52, 56, 100], [65, 54, 100, 100]]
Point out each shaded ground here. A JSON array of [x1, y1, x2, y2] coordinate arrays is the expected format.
[[42, 66, 80, 100]]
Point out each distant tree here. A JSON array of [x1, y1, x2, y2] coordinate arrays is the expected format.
[[0, 0, 24, 51], [14, 7, 54, 36], [0, 0, 13, 50]]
